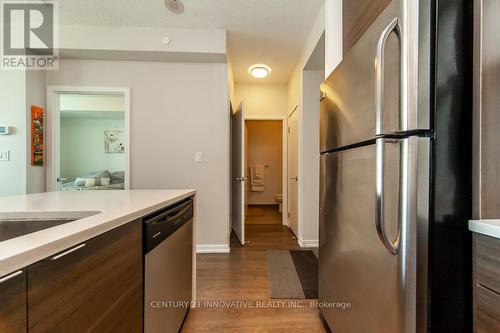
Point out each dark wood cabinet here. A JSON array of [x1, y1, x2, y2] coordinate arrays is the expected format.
[[476, 284, 500, 333], [342, 0, 393, 55], [27, 220, 143, 333], [473, 233, 500, 332], [379, 0, 392, 12], [0, 269, 27, 333]]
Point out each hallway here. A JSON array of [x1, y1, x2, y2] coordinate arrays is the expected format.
[[182, 224, 327, 332]]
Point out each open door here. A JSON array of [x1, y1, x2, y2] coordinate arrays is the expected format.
[[287, 107, 299, 236], [231, 102, 246, 245]]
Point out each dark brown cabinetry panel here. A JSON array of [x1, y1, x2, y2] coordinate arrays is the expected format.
[[476, 284, 500, 333], [27, 220, 143, 333], [342, 0, 393, 55], [473, 0, 500, 219], [475, 234, 500, 295], [0, 270, 27, 333], [379, 0, 392, 12]]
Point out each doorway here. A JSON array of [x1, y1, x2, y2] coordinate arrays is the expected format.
[[47, 87, 130, 191], [245, 119, 285, 226]]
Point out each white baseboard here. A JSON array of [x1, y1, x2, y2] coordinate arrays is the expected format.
[[196, 244, 231, 254], [298, 238, 319, 248]]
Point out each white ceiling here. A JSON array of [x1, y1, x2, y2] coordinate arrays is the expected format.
[[58, 0, 324, 84]]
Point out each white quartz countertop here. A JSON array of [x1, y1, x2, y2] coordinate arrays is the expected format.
[[0, 190, 195, 277], [469, 219, 500, 240]]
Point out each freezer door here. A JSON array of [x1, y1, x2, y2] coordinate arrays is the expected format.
[[319, 137, 418, 333], [320, 0, 402, 152]]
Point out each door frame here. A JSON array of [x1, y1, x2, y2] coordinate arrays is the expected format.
[[244, 115, 288, 226], [46, 86, 131, 191]]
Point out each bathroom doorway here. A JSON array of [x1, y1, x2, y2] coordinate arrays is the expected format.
[[244, 118, 287, 226]]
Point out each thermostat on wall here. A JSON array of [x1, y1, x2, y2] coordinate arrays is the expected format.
[[0, 126, 11, 135]]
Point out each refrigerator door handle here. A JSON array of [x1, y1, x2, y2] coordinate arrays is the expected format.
[[375, 17, 402, 135], [375, 138, 401, 255]]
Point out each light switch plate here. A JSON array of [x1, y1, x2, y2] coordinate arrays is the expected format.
[[0, 150, 10, 161], [195, 152, 203, 162]]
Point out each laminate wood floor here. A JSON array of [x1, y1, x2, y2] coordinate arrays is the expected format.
[[182, 224, 327, 333], [246, 205, 282, 225]]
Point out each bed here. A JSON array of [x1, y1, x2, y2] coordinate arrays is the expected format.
[[62, 171, 125, 191]]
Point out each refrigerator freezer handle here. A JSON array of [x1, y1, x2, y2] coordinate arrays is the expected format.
[[375, 17, 402, 135], [375, 138, 401, 255]]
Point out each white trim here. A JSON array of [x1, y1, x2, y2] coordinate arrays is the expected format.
[[46, 86, 131, 191], [298, 238, 319, 248], [244, 115, 288, 226], [196, 244, 231, 254]]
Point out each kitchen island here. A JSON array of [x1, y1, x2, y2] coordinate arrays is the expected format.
[[0, 190, 195, 333]]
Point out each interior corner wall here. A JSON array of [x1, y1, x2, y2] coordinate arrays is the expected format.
[[26, 70, 47, 194], [234, 83, 288, 117], [300, 70, 324, 244], [0, 70, 27, 197], [46, 59, 230, 250]]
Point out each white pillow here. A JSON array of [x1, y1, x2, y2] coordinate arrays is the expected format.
[[100, 178, 111, 186], [84, 178, 96, 187]]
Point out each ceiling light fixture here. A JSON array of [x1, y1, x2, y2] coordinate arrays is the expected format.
[[165, 0, 184, 14], [249, 64, 272, 79]]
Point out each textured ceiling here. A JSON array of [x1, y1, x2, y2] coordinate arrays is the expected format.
[[58, 0, 324, 83]]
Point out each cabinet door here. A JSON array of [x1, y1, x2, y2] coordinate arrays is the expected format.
[[0, 270, 26, 333], [476, 284, 500, 332], [27, 220, 142, 333], [343, 0, 379, 55], [379, 0, 392, 12], [342, 0, 394, 55]]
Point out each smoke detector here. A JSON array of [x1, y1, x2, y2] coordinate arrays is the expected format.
[[165, 0, 184, 14]]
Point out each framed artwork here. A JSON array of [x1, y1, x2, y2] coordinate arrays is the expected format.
[[31, 106, 44, 166], [104, 130, 125, 153]]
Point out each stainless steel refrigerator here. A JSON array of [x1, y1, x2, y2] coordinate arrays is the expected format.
[[319, 0, 472, 332]]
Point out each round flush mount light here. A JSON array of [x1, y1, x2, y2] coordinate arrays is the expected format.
[[249, 64, 272, 79], [165, 0, 184, 14]]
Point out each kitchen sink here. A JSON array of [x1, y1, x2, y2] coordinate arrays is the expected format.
[[0, 211, 101, 242]]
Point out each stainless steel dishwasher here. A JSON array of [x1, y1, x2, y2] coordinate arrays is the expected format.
[[144, 197, 193, 333]]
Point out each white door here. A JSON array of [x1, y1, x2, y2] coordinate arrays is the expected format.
[[231, 102, 246, 245], [287, 107, 299, 236]]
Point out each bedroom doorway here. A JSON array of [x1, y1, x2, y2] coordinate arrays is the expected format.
[[244, 118, 287, 226], [47, 87, 130, 191]]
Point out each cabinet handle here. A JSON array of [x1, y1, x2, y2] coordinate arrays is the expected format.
[[50, 243, 86, 261], [0, 270, 23, 284]]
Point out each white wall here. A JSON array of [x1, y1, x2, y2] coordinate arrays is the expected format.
[[0, 69, 47, 197], [0, 70, 27, 197], [325, 0, 343, 77], [286, 4, 325, 247], [59, 94, 124, 112], [60, 26, 227, 63], [61, 117, 125, 181], [235, 83, 288, 117], [47, 59, 230, 251], [246, 120, 282, 205], [301, 70, 323, 244]]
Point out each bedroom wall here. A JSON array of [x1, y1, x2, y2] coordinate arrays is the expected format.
[[246, 120, 283, 205], [46, 59, 231, 253], [60, 117, 125, 181]]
